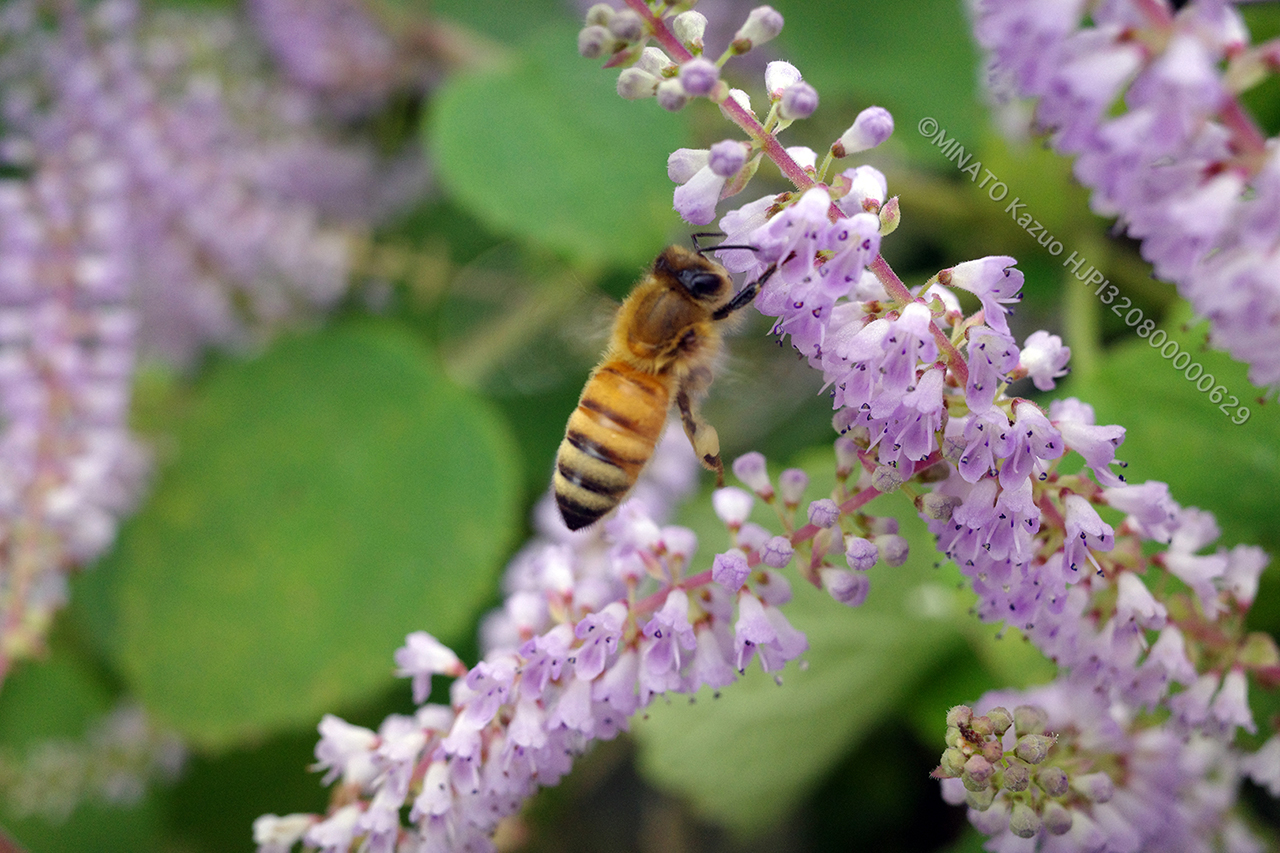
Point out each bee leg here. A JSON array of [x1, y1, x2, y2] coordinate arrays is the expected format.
[[676, 386, 724, 487], [712, 263, 777, 321]]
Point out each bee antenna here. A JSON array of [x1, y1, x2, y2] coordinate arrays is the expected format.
[[690, 232, 760, 256]]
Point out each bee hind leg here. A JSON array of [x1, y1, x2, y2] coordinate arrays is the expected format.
[[675, 387, 724, 487]]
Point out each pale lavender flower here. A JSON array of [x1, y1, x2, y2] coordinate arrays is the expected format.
[[246, 0, 403, 114], [833, 106, 894, 157], [1019, 329, 1070, 391], [972, 0, 1280, 390]]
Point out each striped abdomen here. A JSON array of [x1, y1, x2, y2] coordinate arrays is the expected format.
[[554, 361, 670, 531]]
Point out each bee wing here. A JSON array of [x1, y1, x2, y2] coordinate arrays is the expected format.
[[439, 245, 613, 393]]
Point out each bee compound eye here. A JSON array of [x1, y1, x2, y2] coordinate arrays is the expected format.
[[679, 270, 724, 299]]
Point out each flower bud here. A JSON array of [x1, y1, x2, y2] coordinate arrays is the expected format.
[[962, 755, 993, 791], [760, 535, 794, 568], [765, 60, 802, 97], [980, 738, 1003, 764], [672, 11, 707, 48], [879, 195, 900, 235], [920, 492, 959, 521], [845, 536, 877, 571], [1002, 761, 1030, 792], [780, 82, 818, 120], [578, 25, 612, 59], [939, 747, 967, 777], [608, 8, 645, 42], [834, 435, 859, 478], [1014, 733, 1055, 765], [678, 57, 719, 97], [819, 568, 869, 607], [732, 451, 773, 498], [1071, 771, 1114, 803], [708, 139, 748, 177], [807, 498, 839, 529], [832, 105, 894, 157], [986, 706, 1012, 735], [1014, 704, 1047, 735], [712, 549, 750, 592], [637, 46, 675, 77], [871, 463, 905, 493], [712, 487, 753, 529], [732, 6, 784, 53], [617, 67, 658, 99], [969, 715, 994, 738], [876, 534, 909, 567], [1009, 801, 1042, 839], [656, 79, 688, 112], [584, 3, 613, 26], [1043, 801, 1073, 835], [945, 705, 973, 728], [965, 786, 996, 811], [1037, 765, 1069, 797], [777, 468, 808, 507]]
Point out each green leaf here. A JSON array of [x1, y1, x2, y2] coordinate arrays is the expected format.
[[779, 0, 982, 161], [0, 645, 164, 853], [632, 450, 970, 836], [1082, 313, 1280, 554], [428, 25, 687, 268], [92, 321, 521, 749]]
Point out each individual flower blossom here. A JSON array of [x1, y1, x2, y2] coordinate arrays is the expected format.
[[668, 140, 748, 224], [1019, 329, 1070, 391], [819, 568, 869, 607], [617, 65, 660, 99], [832, 106, 894, 158], [1241, 735, 1280, 797], [395, 631, 468, 703]]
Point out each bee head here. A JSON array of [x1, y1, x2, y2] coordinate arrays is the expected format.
[[656, 245, 732, 304]]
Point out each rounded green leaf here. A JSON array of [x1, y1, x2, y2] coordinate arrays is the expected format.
[[99, 322, 521, 749], [427, 25, 687, 268], [779, 0, 981, 161]]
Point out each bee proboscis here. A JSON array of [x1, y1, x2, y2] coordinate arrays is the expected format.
[[553, 238, 774, 531]]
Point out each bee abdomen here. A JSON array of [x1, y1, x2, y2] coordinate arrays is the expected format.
[[554, 362, 669, 530]]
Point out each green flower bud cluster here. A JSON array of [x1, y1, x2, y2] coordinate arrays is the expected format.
[[934, 703, 1087, 839]]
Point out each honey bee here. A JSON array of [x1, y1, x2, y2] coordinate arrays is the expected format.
[[554, 238, 774, 531]]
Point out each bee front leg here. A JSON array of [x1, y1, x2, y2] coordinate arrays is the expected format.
[[675, 385, 723, 487]]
